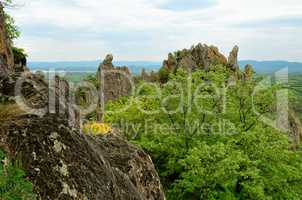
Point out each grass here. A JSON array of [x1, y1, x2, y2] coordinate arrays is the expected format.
[[0, 104, 25, 130]]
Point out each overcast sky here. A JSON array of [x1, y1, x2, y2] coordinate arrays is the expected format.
[[6, 0, 302, 62]]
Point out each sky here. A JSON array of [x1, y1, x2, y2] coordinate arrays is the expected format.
[[6, 0, 302, 62]]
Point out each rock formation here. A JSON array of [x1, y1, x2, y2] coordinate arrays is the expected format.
[[0, 71, 80, 128], [227, 45, 240, 70], [0, 67, 164, 199], [0, 3, 14, 77], [0, 113, 165, 200], [289, 110, 302, 149], [243, 64, 254, 80], [138, 69, 158, 83], [161, 43, 239, 76], [97, 54, 133, 103], [0, 59, 164, 199], [0, 5, 164, 198]]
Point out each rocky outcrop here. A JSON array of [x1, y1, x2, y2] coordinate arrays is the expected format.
[[0, 113, 165, 200], [161, 43, 239, 76], [0, 52, 164, 199], [54, 75, 81, 128], [243, 64, 254, 80], [0, 71, 81, 128], [289, 110, 302, 148], [0, 3, 14, 77], [138, 69, 158, 83], [227, 45, 239, 70], [97, 54, 133, 103], [0, 68, 164, 199]]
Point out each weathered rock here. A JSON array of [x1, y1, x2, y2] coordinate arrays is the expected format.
[[54, 75, 80, 128], [243, 64, 254, 80], [161, 43, 228, 76], [289, 110, 302, 148], [0, 72, 48, 108], [0, 114, 165, 200], [97, 54, 133, 103], [102, 54, 114, 69], [0, 72, 80, 128], [138, 69, 159, 83], [0, 3, 14, 77], [0, 50, 164, 199], [227, 45, 239, 70]]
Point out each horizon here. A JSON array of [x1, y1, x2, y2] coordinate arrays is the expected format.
[[27, 59, 302, 63], [6, 0, 302, 62]]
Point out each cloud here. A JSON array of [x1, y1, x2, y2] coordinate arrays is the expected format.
[[158, 0, 217, 11], [233, 15, 302, 28], [6, 0, 302, 62]]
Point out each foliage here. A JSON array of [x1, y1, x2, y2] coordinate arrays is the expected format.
[[1, 0, 13, 7], [171, 129, 302, 199], [158, 67, 170, 83], [104, 65, 302, 199], [0, 150, 36, 200], [12, 47, 27, 65], [83, 122, 112, 136], [84, 74, 98, 88], [4, 12, 20, 42]]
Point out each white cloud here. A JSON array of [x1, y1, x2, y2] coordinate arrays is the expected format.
[[7, 0, 302, 61]]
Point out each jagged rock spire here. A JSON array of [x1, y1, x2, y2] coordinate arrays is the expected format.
[[100, 54, 114, 69], [161, 43, 228, 75], [227, 45, 239, 70], [96, 54, 133, 121]]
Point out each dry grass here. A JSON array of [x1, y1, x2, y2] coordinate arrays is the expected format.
[[0, 104, 25, 130]]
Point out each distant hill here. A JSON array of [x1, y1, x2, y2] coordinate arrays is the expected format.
[[239, 60, 302, 74], [28, 60, 161, 75], [28, 60, 302, 74]]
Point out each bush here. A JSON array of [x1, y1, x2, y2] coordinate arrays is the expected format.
[[0, 150, 36, 200], [158, 68, 170, 83], [12, 47, 27, 66]]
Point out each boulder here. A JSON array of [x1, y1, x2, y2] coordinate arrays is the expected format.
[[0, 113, 165, 200], [0, 71, 80, 128]]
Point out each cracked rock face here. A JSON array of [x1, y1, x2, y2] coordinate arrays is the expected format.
[[97, 54, 133, 103], [0, 114, 165, 200], [161, 43, 229, 74], [160, 43, 242, 76], [0, 3, 14, 77], [228, 45, 240, 70]]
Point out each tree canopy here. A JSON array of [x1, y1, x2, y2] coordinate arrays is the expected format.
[[102, 65, 302, 199]]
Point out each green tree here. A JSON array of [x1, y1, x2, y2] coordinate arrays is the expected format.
[[4, 12, 20, 41], [1, 0, 20, 41], [104, 64, 302, 199]]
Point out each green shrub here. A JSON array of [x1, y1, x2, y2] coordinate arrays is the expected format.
[[0, 150, 36, 200], [158, 68, 170, 83]]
